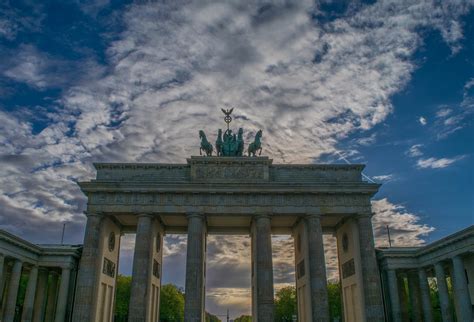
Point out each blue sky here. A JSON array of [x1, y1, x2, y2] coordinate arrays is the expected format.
[[0, 0, 473, 318]]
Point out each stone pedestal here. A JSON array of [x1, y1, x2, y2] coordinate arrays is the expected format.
[[184, 214, 207, 322], [251, 215, 275, 322], [357, 214, 385, 321], [22, 266, 39, 322], [451, 256, 472, 322], [3, 259, 22, 322]]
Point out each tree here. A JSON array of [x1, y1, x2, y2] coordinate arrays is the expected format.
[[327, 281, 342, 321], [160, 284, 185, 322], [115, 275, 132, 321], [234, 315, 252, 322], [274, 286, 297, 322], [205, 312, 221, 322]]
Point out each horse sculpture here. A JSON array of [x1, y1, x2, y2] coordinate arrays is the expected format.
[[199, 130, 213, 156], [248, 129, 263, 157], [236, 128, 244, 156], [215, 129, 223, 156]]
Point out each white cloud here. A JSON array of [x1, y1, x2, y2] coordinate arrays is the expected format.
[[419, 116, 427, 125], [406, 144, 424, 157], [416, 155, 465, 169], [373, 174, 394, 182]]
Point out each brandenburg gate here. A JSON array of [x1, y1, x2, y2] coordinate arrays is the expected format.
[[72, 111, 385, 322]]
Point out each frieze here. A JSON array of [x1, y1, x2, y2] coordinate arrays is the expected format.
[[89, 192, 370, 207]]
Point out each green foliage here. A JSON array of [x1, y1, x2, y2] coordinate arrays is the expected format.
[[159, 284, 185, 322], [274, 286, 297, 322], [328, 281, 342, 320], [205, 312, 221, 322], [234, 315, 252, 322], [115, 275, 132, 320]]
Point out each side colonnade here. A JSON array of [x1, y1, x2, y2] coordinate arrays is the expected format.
[[378, 225, 474, 322], [0, 229, 80, 322]]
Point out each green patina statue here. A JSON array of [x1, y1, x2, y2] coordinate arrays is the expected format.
[[199, 108, 262, 157]]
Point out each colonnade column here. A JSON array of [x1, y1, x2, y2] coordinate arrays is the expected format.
[[407, 270, 422, 321], [434, 262, 453, 322], [3, 259, 22, 322], [252, 215, 275, 322], [129, 214, 154, 321], [305, 214, 329, 321], [418, 268, 433, 322], [386, 269, 401, 322], [72, 213, 104, 322], [21, 266, 39, 322], [184, 214, 207, 322], [33, 268, 49, 322], [45, 271, 59, 321], [54, 266, 71, 322], [451, 255, 472, 321], [357, 214, 385, 321]]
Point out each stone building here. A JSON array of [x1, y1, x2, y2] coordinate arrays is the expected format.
[[0, 157, 472, 322], [378, 225, 474, 322], [0, 229, 81, 322]]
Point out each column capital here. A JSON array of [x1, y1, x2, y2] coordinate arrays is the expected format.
[[253, 213, 272, 220], [186, 212, 205, 219], [84, 211, 104, 218], [357, 212, 375, 219], [136, 213, 154, 219], [304, 213, 321, 220]]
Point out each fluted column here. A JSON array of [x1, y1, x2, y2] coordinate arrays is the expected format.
[[33, 268, 49, 322], [184, 214, 207, 322], [407, 270, 422, 321], [72, 213, 104, 322], [451, 255, 472, 322], [54, 267, 71, 322], [3, 259, 22, 322], [434, 262, 453, 322], [386, 269, 401, 322], [22, 266, 39, 322], [253, 215, 275, 322], [45, 271, 59, 322], [418, 268, 433, 322], [357, 214, 385, 321], [305, 214, 329, 321], [129, 214, 154, 322]]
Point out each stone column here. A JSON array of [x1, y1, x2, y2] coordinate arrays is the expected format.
[[386, 269, 401, 322], [434, 262, 453, 322], [184, 214, 207, 322], [129, 214, 154, 322], [33, 268, 49, 322], [253, 215, 275, 322], [54, 267, 71, 322], [397, 274, 409, 321], [3, 259, 22, 322], [45, 271, 59, 322], [418, 268, 433, 322], [451, 255, 472, 322], [0, 253, 4, 304], [407, 270, 422, 321], [305, 214, 329, 321], [22, 266, 39, 322], [357, 214, 385, 321], [72, 213, 104, 322]]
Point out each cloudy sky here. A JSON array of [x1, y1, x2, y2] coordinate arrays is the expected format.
[[0, 0, 473, 318]]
